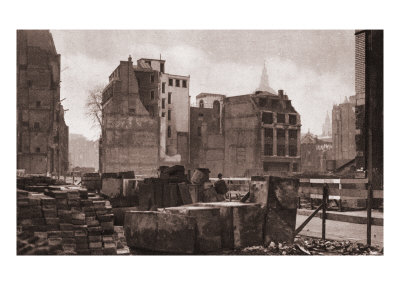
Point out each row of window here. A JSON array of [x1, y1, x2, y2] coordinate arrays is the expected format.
[[264, 128, 298, 139], [168, 79, 187, 88], [264, 144, 298, 157], [262, 112, 297, 125]]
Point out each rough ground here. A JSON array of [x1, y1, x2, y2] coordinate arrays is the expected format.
[[221, 236, 383, 255]]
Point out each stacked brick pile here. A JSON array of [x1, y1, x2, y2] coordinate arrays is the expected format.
[[17, 188, 130, 255]]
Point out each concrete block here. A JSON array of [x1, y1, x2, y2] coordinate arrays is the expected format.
[[199, 202, 263, 249], [124, 211, 196, 254], [188, 184, 203, 203], [264, 176, 299, 244], [165, 206, 221, 253], [178, 183, 192, 205], [138, 182, 153, 210], [268, 176, 299, 209], [112, 207, 138, 226], [101, 177, 122, 199]]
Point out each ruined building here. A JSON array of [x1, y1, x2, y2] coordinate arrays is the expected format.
[[17, 30, 69, 175], [354, 30, 383, 188], [101, 56, 190, 174], [133, 58, 190, 164], [321, 111, 332, 137], [190, 89, 301, 177], [332, 96, 357, 165], [301, 131, 333, 173]]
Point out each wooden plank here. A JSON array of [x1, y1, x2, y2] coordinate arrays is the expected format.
[[367, 185, 372, 246], [340, 178, 369, 184], [322, 185, 328, 240], [294, 204, 323, 236], [328, 188, 368, 198], [299, 186, 323, 194], [299, 178, 310, 183], [209, 177, 251, 181], [309, 178, 340, 184], [310, 194, 340, 200]]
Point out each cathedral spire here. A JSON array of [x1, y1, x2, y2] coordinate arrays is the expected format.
[[256, 60, 276, 95]]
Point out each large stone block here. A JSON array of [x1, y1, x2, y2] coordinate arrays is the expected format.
[[112, 207, 139, 225], [137, 182, 153, 210], [199, 202, 263, 249], [101, 177, 122, 199], [264, 176, 299, 244], [188, 184, 203, 203], [165, 206, 221, 253], [124, 211, 196, 254]]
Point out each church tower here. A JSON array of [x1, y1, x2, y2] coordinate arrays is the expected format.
[[256, 60, 276, 95], [322, 111, 332, 137]]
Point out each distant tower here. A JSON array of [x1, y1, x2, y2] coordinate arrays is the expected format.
[[256, 60, 276, 94], [322, 111, 332, 137]]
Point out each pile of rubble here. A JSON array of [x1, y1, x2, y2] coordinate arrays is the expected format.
[[225, 237, 383, 255], [17, 186, 129, 255]]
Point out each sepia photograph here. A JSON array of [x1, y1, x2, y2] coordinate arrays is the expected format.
[[16, 29, 383, 256], [4, 1, 397, 299]]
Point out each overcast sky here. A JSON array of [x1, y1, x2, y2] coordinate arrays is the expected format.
[[51, 30, 355, 140]]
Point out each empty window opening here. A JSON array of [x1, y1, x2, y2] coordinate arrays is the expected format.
[[175, 79, 180, 87], [277, 129, 285, 139], [197, 126, 201, 136], [264, 128, 273, 139], [168, 110, 171, 120], [182, 80, 187, 88], [289, 145, 297, 157], [150, 90, 155, 100], [289, 129, 297, 140], [168, 126, 171, 138], [160, 63, 165, 73], [162, 82, 165, 93], [151, 74, 155, 83], [199, 100, 204, 108], [289, 114, 297, 125], [264, 144, 273, 156], [277, 113, 286, 124], [36, 147, 40, 153], [162, 98, 165, 109], [168, 93, 172, 104], [169, 78, 173, 86], [262, 112, 273, 124], [36, 101, 41, 107], [277, 145, 286, 156]]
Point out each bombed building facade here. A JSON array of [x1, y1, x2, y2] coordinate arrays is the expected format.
[[190, 89, 301, 177], [100, 56, 190, 174], [17, 30, 69, 176]]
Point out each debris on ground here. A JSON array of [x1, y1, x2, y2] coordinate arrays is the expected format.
[[223, 236, 383, 255]]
